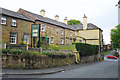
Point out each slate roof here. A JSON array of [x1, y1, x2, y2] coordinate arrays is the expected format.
[[71, 23, 102, 31], [0, 7, 34, 22], [20, 8, 102, 31], [20, 8, 76, 31]]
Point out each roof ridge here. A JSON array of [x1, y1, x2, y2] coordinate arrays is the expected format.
[[20, 8, 68, 25], [20, 8, 77, 30], [1, 7, 34, 22]]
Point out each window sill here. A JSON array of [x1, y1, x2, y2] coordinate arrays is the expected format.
[[11, 25, 17, 28], [1, 24, 7, 26], [10, 43, 16, 45]]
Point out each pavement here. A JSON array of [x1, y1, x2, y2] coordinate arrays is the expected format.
[[2, 61, 102, 75]]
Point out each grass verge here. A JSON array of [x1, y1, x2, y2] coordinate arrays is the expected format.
[[104, 51, 110, 55]]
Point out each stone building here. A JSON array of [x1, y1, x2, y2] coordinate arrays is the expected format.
[[18, 8, 76, 45], [0, 8, 34, 45]]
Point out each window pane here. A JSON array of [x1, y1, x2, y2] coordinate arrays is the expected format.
[[24, 34, 29, 44], [10, 33, 17, 44], [12, 19, 16, 26], [41, 25, 45, 31], [1, 16, 6, 24]]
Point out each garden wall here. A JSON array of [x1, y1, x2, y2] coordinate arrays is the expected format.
[[2, 54, 75, 69], [80, 54, 103, 63]]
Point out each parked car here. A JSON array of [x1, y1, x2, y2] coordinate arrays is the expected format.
[[107, 56, 117, 59]]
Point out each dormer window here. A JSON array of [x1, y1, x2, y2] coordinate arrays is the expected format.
[[12, 19, 16, 26], [41, 24, 46, 32], [1, 16, 6, 25]]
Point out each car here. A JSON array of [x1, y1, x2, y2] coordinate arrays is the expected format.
[[107, 56, 117, 59]]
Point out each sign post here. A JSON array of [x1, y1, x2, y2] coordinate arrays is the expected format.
[[31, 24, 40, 48]]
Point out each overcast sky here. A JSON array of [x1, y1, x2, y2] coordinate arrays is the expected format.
[[0, 0, 118, 44]]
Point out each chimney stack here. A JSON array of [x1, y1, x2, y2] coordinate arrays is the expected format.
[[55, 15, 59, 22], [64, 17, 67, 24], [40, 9, 45, 17], [83, 14, 87, 30]]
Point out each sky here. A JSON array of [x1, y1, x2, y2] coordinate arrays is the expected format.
[[0, 0, 118, 44]]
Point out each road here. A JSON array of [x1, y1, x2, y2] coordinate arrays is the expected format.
[[2, 51, 119, 79]]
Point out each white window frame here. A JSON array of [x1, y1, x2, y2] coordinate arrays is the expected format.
[[61, 30, 64, 35], [70, 32, 72, 36], [1, 16, 6, 25], [12, 19, 16, 26], [70, 39, 72, 44], [41, 24, 46, 32], [60, 39, 64, 44], [24, 34, 29, 44], [10, 32, 17, 44], [51, 36, 54, 43]]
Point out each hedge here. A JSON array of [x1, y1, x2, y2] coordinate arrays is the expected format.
[[73, 43, 99, 56]]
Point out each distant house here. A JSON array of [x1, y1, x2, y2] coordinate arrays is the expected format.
[[72, 15, 103, 51]]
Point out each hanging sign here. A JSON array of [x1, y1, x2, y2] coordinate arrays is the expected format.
[[31, 24, 40, 38]]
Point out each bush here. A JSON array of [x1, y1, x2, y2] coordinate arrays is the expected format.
[[114, 52, 119, 57], [68, 52, 75, 58], [48, 44, 75, 51], [73, 43, 99, 56]]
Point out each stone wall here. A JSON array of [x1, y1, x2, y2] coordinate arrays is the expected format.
[[80, 54, 102, 63], [2, 54, 75, 69]]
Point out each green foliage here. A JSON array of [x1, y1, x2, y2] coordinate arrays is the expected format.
[[19, 41, 27, 46], [67, 19, 82, 25], [40, 52, 50, 55], [111, 24, 120, 49], [73, 43, 99, 56], [48, 44, 75, 51], [114, 52, 119, 57], [2, 48, 75, 58], [103, 51, 110, 55]]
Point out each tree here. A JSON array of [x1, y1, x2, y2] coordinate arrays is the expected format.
[[110, 24, 120, 49], [67, 19, 82, 25]]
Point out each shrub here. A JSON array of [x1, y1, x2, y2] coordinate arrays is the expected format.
[[59, 53, 67, 58], [68, 52, 75, 58], [41, 52, 50, 55], [21, 50, 31, 55], [73, 43, 99, 56], [114, 52, 119, 57], [19, 41, 27, 46], [9, 49, 18, 54], [48, 44, 75, 51]]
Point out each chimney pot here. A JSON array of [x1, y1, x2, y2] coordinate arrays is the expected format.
[[40, 9, 45, 17], [83, 14, 87, 30], [55, 15, 59, 22], [64, 17, 67, 24]]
